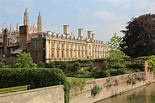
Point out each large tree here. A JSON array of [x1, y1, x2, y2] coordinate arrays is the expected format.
[[121, 14, 155, 58]]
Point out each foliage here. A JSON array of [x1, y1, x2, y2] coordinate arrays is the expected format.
[[148, 56, 155, 72], [47, 61, 55, 68], [107, 33, 126, 52], [72, 61, 81, 73], [110, 69, 118, 76], [91, 85, 102, 96], [60, 61, 68, 73], [15, 52, 37, 68], [93, 69, 104, 78], [105, 78, 112, 88], [0, 68, 70, 103], [0, 59, 4, 68], [93, 69, 111, 78], [71, 79, 86, 92], [126, 63, 144, 71], [37, 61, 45, 68], [121, 14, 155, 58]]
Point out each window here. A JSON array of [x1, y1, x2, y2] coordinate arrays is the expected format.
[[35, 42, 38, 48], [62, 51, 64, 57]]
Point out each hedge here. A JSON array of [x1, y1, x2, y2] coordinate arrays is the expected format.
[[0, 68, 70, 103]]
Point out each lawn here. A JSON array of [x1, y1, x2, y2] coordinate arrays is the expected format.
[[66, 77, 94, 83], [0, 85, 29, 94]]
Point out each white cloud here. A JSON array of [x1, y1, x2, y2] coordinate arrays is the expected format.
[[133, 0, 155, 12], [93, 10, 129, 21], [102, 0, 129, 4]]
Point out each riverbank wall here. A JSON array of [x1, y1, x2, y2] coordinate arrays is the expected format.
[[0, 85, 64, 103], [70, 72, 153, 103]]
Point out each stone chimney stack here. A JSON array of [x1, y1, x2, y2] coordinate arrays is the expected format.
[[19, 25, 28, 48], [3, 29, 8, 57], [63, 25, 69, 35], [78, 28, 83, 37], [92, 33, 94, 40], [87, 31, 92, 39]]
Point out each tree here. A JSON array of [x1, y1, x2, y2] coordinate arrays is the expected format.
[[15, 52, 37, 68], [107, 33, 126, 52], [121, 14, 155, 58]]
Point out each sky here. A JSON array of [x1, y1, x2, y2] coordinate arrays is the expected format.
[[0, 0, 155, 42]]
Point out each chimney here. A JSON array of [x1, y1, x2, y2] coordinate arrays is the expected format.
[[87, 31, 92, 39], [63, 25, 69, 35], [3, 29, 8, 57], [19, 25, 28, 48], [92, 33, 94, 40], [78, 28, 83, 37]]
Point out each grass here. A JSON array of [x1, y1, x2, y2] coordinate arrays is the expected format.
[[0, 85, 29, 94], [66, 77, 94, 83]]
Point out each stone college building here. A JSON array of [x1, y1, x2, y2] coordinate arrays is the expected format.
[[0, 9, 109, 63]]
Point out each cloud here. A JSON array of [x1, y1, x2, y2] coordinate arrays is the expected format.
[[102, 0, 129, 4], [133, 0, 155, 12], [93, 10, 129, 21]]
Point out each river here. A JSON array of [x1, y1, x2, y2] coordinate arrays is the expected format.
[[95, 83, 155, 103]]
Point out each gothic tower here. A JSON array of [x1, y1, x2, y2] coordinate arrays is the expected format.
[[37, 12, 42, 32], [24, 8, 29, 26]]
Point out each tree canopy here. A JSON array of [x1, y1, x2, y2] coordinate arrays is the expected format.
[[121, 14, 155, 58], [107, 33, 126, 52], [15, 52, 37, 68]]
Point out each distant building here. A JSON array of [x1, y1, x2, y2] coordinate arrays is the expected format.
[[0, 9, 109, 63]]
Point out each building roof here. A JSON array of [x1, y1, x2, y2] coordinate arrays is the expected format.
[[11, 48, 25, 54]]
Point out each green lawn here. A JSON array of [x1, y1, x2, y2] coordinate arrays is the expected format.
[[66, 77, 94, 83], [0, 85, 29, 94]]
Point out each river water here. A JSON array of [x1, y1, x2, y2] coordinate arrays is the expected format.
[[95, 83, 155, 103]]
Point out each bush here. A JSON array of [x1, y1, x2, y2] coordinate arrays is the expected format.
[[72, 62, 81, 73], [93, 69, 104, 78], [126, 63, 144, 71], [103, 70, 111, 77], [15, 52, 36, 68], [0, 68, 70, 103], [47, 61, 55, 68], [91, 85, 102, 96], [110, 69, 118, 76], [60, 61, 68, 73], [37, 61, 45, 68]]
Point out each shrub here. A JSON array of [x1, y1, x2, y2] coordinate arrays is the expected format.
[[93, 69, 104, 78], [91, 85, 102, 96], [0, 58, 4, 68], [103, 70, 111, 77], [110, 69, 118, 76], [37, 61, 45, 68], [72, 62, 81, 73], [148, 56, 155, 72], [0, 68, 70, 103], [47, 61, 55, 68], [60, 61, 68, 73], [15, 52, 36, 68]]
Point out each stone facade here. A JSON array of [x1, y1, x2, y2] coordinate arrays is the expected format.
[[0, 9, 109, 63], [43, 25, 109, 63]]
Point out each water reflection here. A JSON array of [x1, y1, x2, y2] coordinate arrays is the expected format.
[[95, 83, 155, 103]]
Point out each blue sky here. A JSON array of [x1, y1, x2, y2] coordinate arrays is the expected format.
[[0, 0, 155, 42]]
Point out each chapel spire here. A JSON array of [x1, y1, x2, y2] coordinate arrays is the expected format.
[[37, 12, 42, 32], [24, 8, 29, 26]]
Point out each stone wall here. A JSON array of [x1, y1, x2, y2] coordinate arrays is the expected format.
[[0, 85, 64, 103], [70, 72, 153, 103]]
